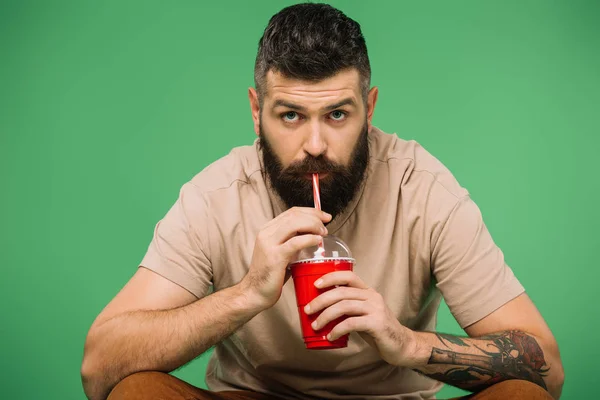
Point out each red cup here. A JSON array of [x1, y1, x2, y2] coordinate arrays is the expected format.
[[290, 258, 354, 350]]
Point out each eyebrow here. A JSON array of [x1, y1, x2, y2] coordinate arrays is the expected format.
[[272, 97, 357, 112]]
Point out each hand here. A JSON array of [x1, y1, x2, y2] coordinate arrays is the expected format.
[[305, 270, 417, 367], [240, 207, 332, 310]]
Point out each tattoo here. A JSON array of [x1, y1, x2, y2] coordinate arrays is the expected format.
[[423, 330, 549, 391], [436, 333, 469, 348]]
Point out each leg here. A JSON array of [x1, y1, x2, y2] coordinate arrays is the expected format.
[[448, 380, 553, 400], [107, 371, 277, 400]]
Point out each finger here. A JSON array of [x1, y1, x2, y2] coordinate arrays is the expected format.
[[305, 286, 369, 315], [260, 207, 330, 236], [260, 214, 324, 246], [298, 207, 332, 222], [278, 207, 332, 223], [311, 299, 368, 331], [316, 270, 369, 290], [281, 234, 323, 258], [273, 214, 328, 244], [261, 207, 332, 246], [327, 316, 372, 341]]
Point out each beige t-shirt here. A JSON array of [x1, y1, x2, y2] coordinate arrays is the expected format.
[[140, 127, 524, 399]]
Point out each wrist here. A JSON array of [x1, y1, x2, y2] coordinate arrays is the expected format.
[[235, 278, 272, 313], [397, 330, 431, 368]]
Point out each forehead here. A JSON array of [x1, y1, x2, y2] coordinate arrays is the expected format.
[[264, 68, 362, 108]]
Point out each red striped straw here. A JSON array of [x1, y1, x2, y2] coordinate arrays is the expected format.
[[312, 173, 325, 254], [312, 173, 321, 210]]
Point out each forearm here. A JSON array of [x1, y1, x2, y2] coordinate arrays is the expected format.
[[81, 284, 263, 400], [407, 330, 563, 399]]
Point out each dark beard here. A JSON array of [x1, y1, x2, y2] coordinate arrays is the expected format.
[[259, 122, 369, 220]]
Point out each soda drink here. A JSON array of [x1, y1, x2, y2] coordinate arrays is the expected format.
[[289, 235, 355, 350]]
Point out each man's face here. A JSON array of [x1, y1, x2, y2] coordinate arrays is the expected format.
[[249, 69, 378, 219]]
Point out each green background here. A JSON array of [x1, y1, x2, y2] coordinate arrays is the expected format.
[[2, 1, 598, 398]]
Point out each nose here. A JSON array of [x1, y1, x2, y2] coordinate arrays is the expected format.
[[303, 122, 327, 158]]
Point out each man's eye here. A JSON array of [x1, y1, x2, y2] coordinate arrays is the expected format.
[[282, 111, 299, 122], [330, 110, 347, 121]]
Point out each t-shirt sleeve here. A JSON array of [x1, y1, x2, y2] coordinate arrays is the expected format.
[[431, 195, 525, 328], [139, 182, 213, 298]]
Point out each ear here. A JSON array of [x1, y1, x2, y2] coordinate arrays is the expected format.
[[366, 86, 379, 133], [248, 87, 261, 136]]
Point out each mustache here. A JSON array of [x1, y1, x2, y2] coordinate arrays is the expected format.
[[281, 156, 347, 176]]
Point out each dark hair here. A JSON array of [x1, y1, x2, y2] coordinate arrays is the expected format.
[[254, 3, 371, 103]]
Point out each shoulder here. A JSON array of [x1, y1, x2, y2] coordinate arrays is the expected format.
[[186, 139, 263, 196], [368, 126, 469, 201]]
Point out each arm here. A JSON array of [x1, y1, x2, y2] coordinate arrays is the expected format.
[[306, 193, 563, 395], [409, 293, 564, 399], [81, 267, 265, 400], [421, 196, 564, 396], [411, 330, 556, 395], [306, 278, 564, 399], [81, 207, 331, 400]]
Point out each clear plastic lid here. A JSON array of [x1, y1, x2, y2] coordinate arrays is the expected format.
[[291, 234, 354, 264]]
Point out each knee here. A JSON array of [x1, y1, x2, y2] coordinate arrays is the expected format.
[[107, 371, 172, 400], [478, 379, 553, 400]]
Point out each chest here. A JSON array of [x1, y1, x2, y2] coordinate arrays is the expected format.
[[211, 212, 433, 329]]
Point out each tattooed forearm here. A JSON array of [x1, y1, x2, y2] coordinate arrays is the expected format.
[[435, 333, 469, 348], [415, 330, 550, 393]]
